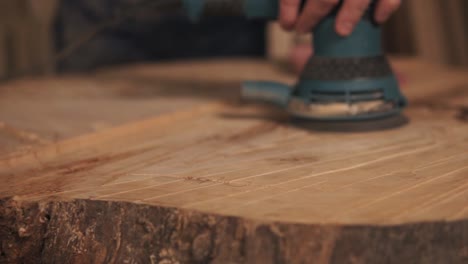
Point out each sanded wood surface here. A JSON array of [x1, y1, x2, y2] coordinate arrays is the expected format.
[[1, 58, 468, 263]]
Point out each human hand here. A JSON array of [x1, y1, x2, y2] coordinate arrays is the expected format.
[[280, 0, 401, 36]]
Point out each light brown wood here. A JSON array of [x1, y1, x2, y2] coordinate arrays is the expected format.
[[1, 57, 468, 225], [0, 60, 292, 156], [1, 58, 468, 263]]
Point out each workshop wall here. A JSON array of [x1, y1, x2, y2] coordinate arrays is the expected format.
[[385, 0, 468, 66], [0, 0, 467, 81]]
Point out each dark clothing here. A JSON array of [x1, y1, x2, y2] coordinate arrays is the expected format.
[[54, 0, 266, 72]]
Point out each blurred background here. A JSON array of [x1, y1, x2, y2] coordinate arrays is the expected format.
[[0, 0, 467, 82]]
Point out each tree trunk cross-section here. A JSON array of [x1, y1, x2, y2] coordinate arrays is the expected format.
[[1, 59, 468, 263]]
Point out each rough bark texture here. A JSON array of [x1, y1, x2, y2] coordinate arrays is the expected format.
[[0, 199, 49, 263], [1, 197, 467, 264]]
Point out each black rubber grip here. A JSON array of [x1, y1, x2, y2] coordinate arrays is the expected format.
[[301, 56, 394, 81], [202, 0, 244, 17]]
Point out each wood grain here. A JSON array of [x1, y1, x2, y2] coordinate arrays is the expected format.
[[1, 58, 468, 263], [3, 101, 468, 226]]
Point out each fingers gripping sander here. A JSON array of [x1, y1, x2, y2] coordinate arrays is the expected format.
[[181, 0, 408, 121]]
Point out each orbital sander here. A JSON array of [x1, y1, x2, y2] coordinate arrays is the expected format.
[[172, 0, 408, 121]]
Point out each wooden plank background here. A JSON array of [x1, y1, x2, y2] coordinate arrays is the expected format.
[[0, 0, 57, 79], [0, 0, 467, 80]]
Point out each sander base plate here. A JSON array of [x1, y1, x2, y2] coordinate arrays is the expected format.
[[287, 96, 401, 121]]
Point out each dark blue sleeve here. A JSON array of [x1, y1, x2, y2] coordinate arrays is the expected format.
[[54, 0, 266, 72]]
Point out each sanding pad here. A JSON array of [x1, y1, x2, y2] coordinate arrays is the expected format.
[[287, 97, 400, 121]]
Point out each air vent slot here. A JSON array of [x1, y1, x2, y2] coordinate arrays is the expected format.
[[309, 89, 384, 103]]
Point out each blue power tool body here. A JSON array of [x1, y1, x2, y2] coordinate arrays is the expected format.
[[181, 0, 408, 121]]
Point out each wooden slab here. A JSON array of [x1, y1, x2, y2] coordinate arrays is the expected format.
[[1, 58, 468, 263]]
